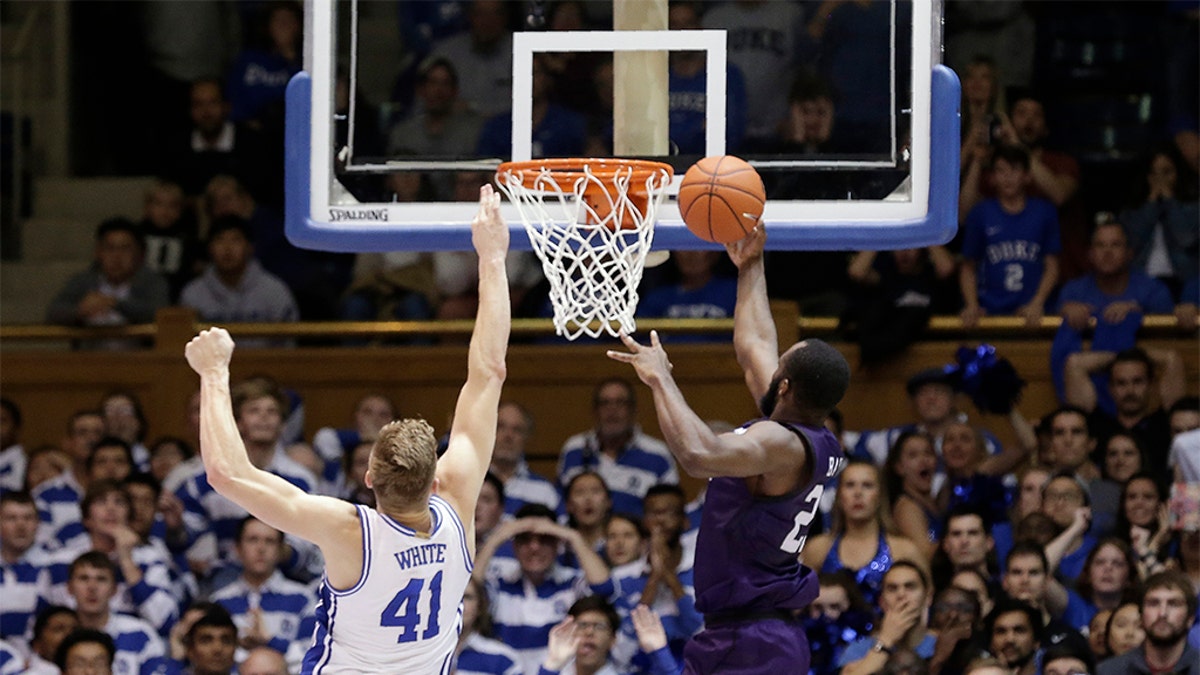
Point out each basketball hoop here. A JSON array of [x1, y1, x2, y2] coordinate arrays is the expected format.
[[496, 158, 674, 340]]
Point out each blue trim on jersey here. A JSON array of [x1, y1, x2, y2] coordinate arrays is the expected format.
[[329, 505, 373, 597], [381, 502, 442, 538], [303, 585, 336, 674], [432, 495, 473, 574]]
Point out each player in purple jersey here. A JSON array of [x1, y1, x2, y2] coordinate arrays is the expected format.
[[608, 225, 851, 675]]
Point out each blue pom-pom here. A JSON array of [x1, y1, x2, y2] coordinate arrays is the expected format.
[[947, 344, 1025, 414]]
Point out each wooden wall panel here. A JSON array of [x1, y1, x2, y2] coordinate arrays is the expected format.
[[2, 338, 1195, 499]]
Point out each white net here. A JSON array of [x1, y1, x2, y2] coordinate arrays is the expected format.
[[496, 160, 674, 340]]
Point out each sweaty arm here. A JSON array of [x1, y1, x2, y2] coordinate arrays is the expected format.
[[186, 330, 360, 558], [727, 226, 778, 405], [435, 185, 510, 554]]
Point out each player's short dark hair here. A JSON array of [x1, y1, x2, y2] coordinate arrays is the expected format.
[[983, 597, 1043, 641], [1005, 541, 1049, 574], [991, 144, 1031, 171], [185, 604, 237, 645], [32, 605, 77, 643], [0, 396, 21, 428], [781, 338, 850, 416], [568, 595, 621, 633], [55, 628, 115, 670], [1107, 347, 1154, 380]]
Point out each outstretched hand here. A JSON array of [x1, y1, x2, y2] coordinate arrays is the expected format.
[[185, 328, 235, 375], [471, 184, 508, 260], [631, 605, 668, 652], [543, 617, 580, 670], [724, 224, 765, 269], [607, 331, 673, 388]]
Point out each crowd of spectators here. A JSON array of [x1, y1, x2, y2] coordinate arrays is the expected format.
[[41, 1, 1198, 357], [1, 351, 1198, 673]]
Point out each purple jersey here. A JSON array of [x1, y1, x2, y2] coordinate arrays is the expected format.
[[692, 419, 846, 615]]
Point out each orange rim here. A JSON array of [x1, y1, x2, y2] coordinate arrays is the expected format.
[[496, 158, 674, 188]]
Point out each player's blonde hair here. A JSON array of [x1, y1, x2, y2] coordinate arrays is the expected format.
[[370, 418, 438, 509]]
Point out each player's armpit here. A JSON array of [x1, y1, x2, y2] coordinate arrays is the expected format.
[[213, 470, 360, 553]]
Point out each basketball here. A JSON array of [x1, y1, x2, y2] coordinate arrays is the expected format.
[[677, 155, 766, 244]]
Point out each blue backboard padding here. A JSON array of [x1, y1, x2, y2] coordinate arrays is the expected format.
[[285, 66, 960, 253]]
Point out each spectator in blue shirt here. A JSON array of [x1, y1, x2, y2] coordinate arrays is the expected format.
[[1050, 221, 1175, 404], [960, 144, 1061, 328]]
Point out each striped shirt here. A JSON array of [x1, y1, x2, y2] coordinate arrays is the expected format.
[[0, 445, 25, 494], [605, 557, 700, 671], [104, 612, 167, 675], [34, 539, 180, 636], [455, 632, 522, 675], [558, 430, 677, 518], [0, 551, 47, 641], [211, 571, 316, 671], [487, 565, 593, 675], [502, 463, 562, 517], [175, 449, 317, 564], [0, 640, 21, 675], [31, 471, 84, 545]]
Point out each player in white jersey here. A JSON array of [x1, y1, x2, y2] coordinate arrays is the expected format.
[[184, 185, 511, 674]]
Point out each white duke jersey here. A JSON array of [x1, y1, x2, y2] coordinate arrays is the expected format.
[[302, 496, 472, 674]]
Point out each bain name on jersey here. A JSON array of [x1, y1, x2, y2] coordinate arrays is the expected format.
[[393, 543, 448, 571]]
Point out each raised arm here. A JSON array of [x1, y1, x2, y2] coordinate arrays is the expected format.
[[725, 226, 778, 405], [1063, 350, 1114, 412], [436, 185, 510, 550], [977, 407, 1036, 477], [608, 332, 804, 479], [184, 329, 360, 554], [1147, 348, 1186, 410]]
